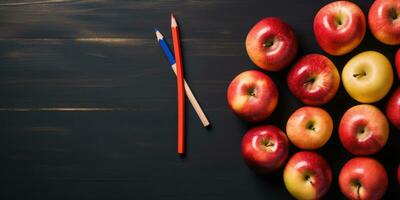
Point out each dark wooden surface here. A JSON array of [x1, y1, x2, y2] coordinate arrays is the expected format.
[[0, 0, 398, 199]]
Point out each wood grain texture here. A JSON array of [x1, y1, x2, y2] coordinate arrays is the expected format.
[[0, 0, 399, 199]]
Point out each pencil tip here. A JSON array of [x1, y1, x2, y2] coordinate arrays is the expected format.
[[171, 14, 177, 27], [155, 29, 163, 40]]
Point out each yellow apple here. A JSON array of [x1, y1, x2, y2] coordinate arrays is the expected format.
[[342, 51, 393, 103]]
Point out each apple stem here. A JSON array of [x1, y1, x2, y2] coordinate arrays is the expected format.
[[334, 17, 342, 26], [248, 88, 256, 97], [352, 72, 366, 78], [261, 138, 274, 148], [390, 8, 398, 20], [304, 174, 314, 185], [303, 77, 316, 89], [356, 182, 361, 200], [263, 38, 274, 48], [306, 121, 316, 131], [357, 126, 365, 134]]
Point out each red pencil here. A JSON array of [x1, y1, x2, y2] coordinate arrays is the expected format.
[[171, 14, 185, 154]]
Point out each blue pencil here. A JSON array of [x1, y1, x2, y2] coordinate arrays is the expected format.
[[155, 28, 175, 65], [155, 29, 210, 127]]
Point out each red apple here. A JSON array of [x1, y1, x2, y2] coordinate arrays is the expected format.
[[396, 48, 400, 79], [339, 104, 389, 155], [314, 1, 366, 55], [386, 87, 400, 129], [398, 164, 400, 186], [241, 125, 289, 172], [287, 54, 340, 105], [227, 70, 278, 123], [286, 106, 333, 149], [246, 17, 298, 71], [339, 157, 388, 200], [369, 0, 400, 45], [283, 151, 332, 200]]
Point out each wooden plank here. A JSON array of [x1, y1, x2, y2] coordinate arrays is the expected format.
[[0, 0, 317, 39], [0, 38, 239, 110]]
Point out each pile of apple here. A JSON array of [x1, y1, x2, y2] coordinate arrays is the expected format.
[[227, 1, 400, 199]]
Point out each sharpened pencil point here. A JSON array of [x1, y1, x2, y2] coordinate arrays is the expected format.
[[155, 29, 163, 41], [154, 28, 159, 32], [171, 14, 177, 28]]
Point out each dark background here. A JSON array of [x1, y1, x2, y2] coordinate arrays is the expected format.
[[0, 0, 398, 199]]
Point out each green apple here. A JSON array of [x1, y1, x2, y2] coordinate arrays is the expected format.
[[342, 51, 393, 103]]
